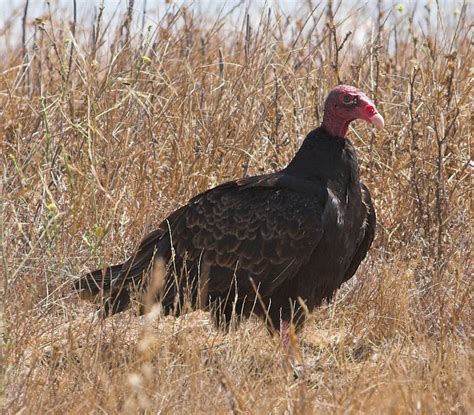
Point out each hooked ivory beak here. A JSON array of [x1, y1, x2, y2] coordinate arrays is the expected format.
[[364, 103, 385, 130], [369, 113, 384, 129]]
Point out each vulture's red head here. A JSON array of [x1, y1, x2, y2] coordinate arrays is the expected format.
[[322, 85, 384, 138]]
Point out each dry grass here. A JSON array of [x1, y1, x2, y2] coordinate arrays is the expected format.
[[1, 1, 472, 413]]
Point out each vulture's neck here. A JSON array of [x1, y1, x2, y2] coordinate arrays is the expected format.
[[321, 109, 354, 138], [284, 127, 359, 185]]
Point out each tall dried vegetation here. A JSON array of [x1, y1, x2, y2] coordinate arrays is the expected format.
[[1, 1, 472, 413]]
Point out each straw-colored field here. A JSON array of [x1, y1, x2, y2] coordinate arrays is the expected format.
[[2, 1, 472, 413]]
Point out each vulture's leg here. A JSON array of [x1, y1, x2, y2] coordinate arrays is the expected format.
[[209, 296, 243, 331], [280, 320, 305, 379]]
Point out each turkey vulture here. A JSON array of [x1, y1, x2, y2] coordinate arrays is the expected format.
[[75, 85, 383, 334]]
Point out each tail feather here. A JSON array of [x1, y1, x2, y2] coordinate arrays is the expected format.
[[74, 264, 124, 298], [74, 228, 168, 316], [74, 264, 131, 316]]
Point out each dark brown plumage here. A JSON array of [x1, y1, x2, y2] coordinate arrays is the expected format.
[[75, 85, 383, 333]]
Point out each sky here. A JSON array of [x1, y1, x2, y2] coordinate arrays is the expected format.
[[0, 0, 467, 45], [1, 0, 465, 22]]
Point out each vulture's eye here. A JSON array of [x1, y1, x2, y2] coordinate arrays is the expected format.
[[343, 95, 352, 104]]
